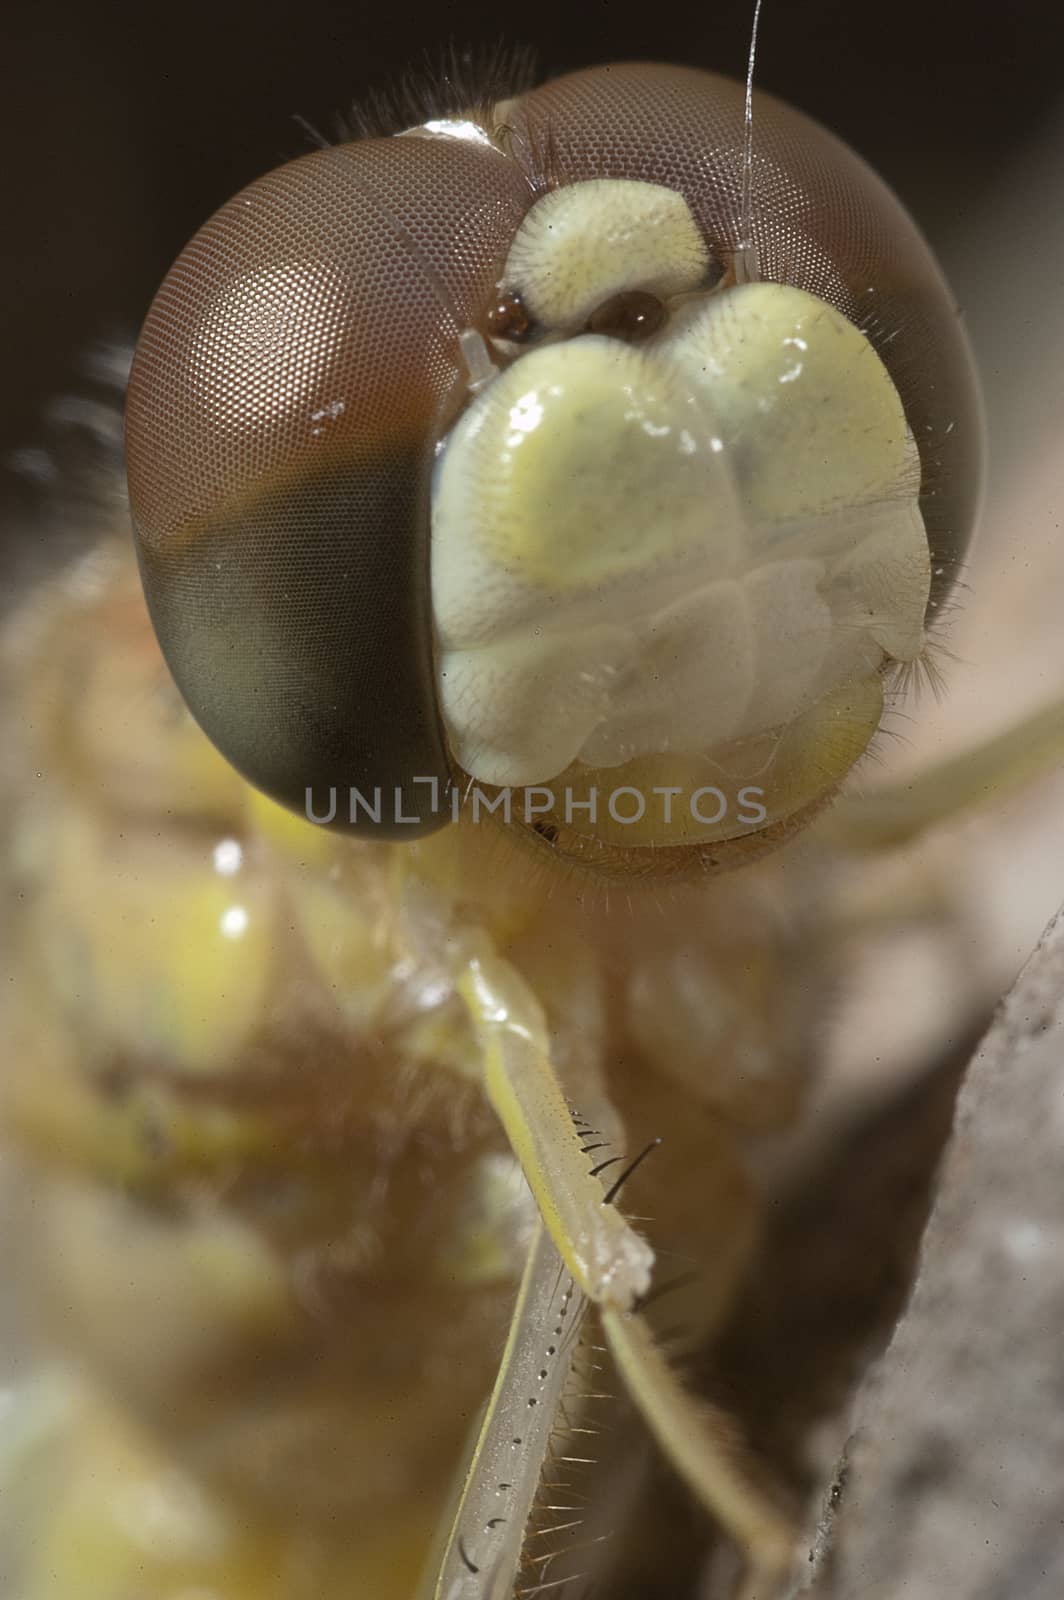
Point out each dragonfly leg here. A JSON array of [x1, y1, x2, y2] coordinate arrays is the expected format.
[[457, 944, 654, 1310]]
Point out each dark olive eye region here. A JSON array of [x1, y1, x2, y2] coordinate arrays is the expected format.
[[127, 132, 531, 838], [135, 442, 451, 835], [587, 290, 666, 342], [126, 62, 983, 841]]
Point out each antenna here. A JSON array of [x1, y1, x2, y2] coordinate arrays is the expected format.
[[736, 0, 764, 284]]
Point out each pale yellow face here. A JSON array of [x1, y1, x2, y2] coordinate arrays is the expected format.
[[431, 177, 930, 850]]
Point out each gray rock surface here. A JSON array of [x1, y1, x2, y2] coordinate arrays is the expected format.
[[829, 906, 1064, 1600]]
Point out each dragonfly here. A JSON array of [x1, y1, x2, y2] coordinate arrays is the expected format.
[[2, 35, 1063, 1600]]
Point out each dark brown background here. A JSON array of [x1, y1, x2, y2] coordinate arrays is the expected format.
[[1, 0, 1059, 524]]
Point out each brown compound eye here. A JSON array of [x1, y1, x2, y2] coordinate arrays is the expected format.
[[587, 290, 666, 342], [126, 132, 532, 837]]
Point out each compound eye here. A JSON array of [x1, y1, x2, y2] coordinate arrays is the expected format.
[[126, 130, 531, 836]]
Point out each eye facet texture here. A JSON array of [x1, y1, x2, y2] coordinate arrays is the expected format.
[[127, 63, 981, 838], [127, 136, 531, 834]]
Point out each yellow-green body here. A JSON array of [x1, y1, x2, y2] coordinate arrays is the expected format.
[[1, 538, 825, 1597]]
